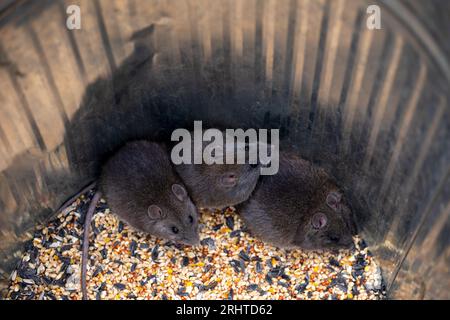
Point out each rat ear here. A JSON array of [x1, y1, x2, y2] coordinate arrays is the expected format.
[[326, 191, 342, 211], [172, 184, 188, 201], [221, 173, 237, 187], [147, 205, 165, 220], [311, 213, 327, 229]]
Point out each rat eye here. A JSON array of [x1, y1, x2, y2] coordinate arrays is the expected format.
[[188, 215, 194, 223], [312, 213, 327, 229], [172, 226, 179, 234]]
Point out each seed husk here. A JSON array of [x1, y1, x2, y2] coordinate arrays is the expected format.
[[225, 216, 235, 230], [6, 191, 384, 301]]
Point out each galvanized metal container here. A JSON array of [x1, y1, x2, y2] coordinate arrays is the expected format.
[[0, 0, 449, 299]]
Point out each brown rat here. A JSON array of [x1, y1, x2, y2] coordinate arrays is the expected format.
[[237, 152, 357, 250], [173, 131, 261, 209], [80, 140, 200, 299], [99, 141, 200, 246], [175, 162, 261, 209]]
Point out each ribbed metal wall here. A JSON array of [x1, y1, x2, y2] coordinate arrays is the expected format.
[[0, 0, 448, 299]]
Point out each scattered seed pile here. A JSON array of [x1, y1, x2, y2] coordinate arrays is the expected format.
[[6, 189, 385, 300]]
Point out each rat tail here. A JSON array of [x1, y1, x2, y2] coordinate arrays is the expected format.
[[81, 191, 102, 300], [56, 181, 97, 214]]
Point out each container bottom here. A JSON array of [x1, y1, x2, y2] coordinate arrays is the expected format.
[[6, 189, 385, 300]]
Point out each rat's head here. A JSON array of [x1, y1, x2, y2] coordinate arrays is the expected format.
[[175, 158, 261, 209], [294, 182, 357, 250], [190, 140, 263, 208], [173, 131, 265, 208], [142, 183, 200, 246]]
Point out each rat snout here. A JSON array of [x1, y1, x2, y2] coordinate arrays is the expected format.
[[326, 232, 354, 250], [184, 239, 200, 247], [338, 235, 355, 250], [329, 234, 341, 243], [181, 233, 200, 246]]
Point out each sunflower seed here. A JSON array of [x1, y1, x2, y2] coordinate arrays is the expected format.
[[238, 250, 250, 262], [225, 216, 234, 230], [256, 261, 263, 273], [114, 283, 126, 290], [151, 245, 159, 262]]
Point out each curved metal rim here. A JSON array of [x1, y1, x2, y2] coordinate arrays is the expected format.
[[379, 0, 450, 83]]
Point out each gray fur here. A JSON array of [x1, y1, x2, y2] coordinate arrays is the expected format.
[[175, 162, 261, 209], [174, 132, 261, 209], [237, 152, 356, 250], [100, 140, 200, 246]]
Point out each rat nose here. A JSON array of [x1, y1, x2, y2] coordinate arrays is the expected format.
[[190, 238, 200, 246], [339, 235, 355, 249], [329, 235, 340, 243], [184, 233, 200, 246]]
